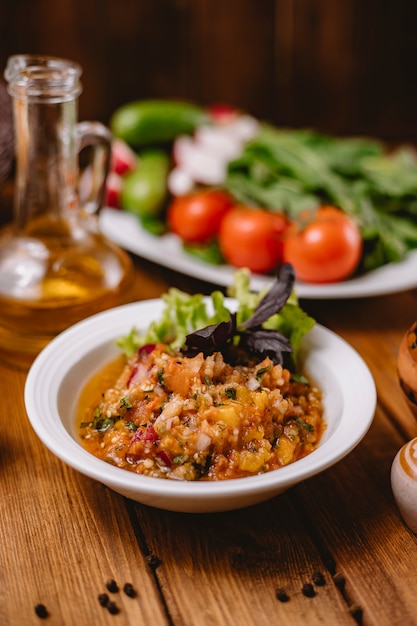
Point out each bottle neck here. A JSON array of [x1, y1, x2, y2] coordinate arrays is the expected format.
[[5, 55, 83, 235], [13, 93, 81, 234]]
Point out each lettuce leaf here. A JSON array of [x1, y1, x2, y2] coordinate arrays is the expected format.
[[117, 266, 315, 369]]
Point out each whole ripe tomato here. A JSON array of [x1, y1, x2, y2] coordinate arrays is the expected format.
[[218, 206, 288, 274], [282, 206, 363, 283], [167, 189, 233, 243]]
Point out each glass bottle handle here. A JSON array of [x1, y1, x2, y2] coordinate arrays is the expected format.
[[76, 120, 112, 215]]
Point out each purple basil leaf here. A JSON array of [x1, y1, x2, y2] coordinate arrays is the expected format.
[[183, 264, 296, 363], [239, 264, 295, 331], [240, 328, 293, 365], [185, 314, 236, 356]]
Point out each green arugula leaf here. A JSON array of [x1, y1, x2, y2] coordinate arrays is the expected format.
[[224, 124, 417, 269]]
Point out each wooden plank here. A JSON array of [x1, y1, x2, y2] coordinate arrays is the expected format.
[[288, 0, 357, 133], [305, 290, 417, 438], [274, 0, 296, 123], [1, 0, 417, 138], [294, 404, 417, 625], [189, 0, 276, 120], [130, 494, 355, 625], [0, 366, 168, 625]]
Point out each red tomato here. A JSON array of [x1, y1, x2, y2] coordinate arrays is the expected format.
[[218, 206, 288, 274], [283, 206, 363, 283], [167, 189, 233, 243]]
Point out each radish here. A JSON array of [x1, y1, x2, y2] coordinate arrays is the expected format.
[[167, 167, 194, 196], [223, 114, 260, 142], [194, 125, 243, 161], [105, 171, 123, 208], [171, 112, 261, 190], [111, 138, 138, 175], [173, 135, 227, 185], [207, 103, 239, 125]]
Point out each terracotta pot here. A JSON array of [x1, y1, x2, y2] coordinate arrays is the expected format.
[[397, 321, 417, 419]]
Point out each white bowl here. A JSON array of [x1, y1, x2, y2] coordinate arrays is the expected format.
[[24, 299, 376, 513]]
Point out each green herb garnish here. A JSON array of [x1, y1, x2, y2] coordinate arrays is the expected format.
[[117, 265, 315, 370]]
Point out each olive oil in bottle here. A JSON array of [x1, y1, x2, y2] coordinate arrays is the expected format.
[[0, 55, 134, 368]]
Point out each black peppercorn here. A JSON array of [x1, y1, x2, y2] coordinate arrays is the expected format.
[[275, 588, 290, 602], [302, 583, 316, 597], [123, 582, 137, 598], [34, 604, 48, 619], [146, 554, 162, 570], [334, 572, 346, 591], [98, 593, 109, 607], [312, 571, 326, 586], [107, 601, 120, 615], [349, 603, 363, 623], [106, 579, 119, 593]]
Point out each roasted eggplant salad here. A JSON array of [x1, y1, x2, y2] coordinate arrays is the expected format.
[[78, 265, 326, 481]]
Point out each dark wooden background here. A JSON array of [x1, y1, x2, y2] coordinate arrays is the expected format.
[[1, 0, 417, 142]]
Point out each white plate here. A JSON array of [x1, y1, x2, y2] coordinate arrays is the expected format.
[[100, 208, 417, 299], [24, 298, 376, 513]]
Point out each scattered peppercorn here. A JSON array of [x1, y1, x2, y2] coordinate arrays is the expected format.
[[146, 554, 162, 570], [107, 601, 120, 615], [334, 572, 346, 591], [312, 571, 326, 586], [275, 588, 290, 602], [106, 579, 119, 593], [123, 583, 137, 598], [302, 583, 316, 598], [349, 603, 364, 624], [34, 604, 48, 619], [98, 593, 109, 607]]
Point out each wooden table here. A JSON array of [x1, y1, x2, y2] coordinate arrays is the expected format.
[[1, 251, 417, 626]]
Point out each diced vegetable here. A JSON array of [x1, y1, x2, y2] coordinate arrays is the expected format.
[[218, 206, 288, 274], [172, 115, 260, 188], [282, 206, 363, 283], [121, 150, 170, 218], [167, 189, 234, 243], [110, 99, 208, 147], [105, 171, 123, 208], [111, 138, 138, 175], [172, 135, 228, 185]]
